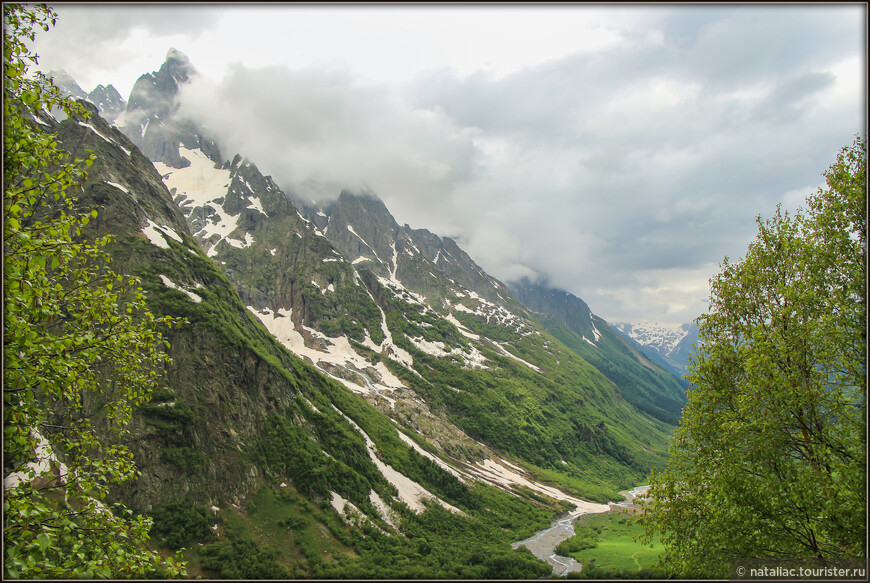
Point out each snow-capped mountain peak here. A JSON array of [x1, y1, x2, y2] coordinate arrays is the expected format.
[[610, 319, 699, 376], [611, 320, 690, 357]]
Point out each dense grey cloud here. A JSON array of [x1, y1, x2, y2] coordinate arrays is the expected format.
[[35, 4, 220, 92], [176, 64, 482, 210], [31, 4, 865, 324], [400, 5, 864, 323]]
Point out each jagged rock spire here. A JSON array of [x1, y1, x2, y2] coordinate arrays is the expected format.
[[120, 49, 221, 168]]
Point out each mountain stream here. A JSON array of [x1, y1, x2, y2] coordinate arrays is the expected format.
[[511, 485, 649, 577]]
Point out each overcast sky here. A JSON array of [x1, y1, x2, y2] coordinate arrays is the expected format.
[[33, 3, 866, 325]]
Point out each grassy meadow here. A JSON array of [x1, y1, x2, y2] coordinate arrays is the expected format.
[[563, 507, 664, 577]]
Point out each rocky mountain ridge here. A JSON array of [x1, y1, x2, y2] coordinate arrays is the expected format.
[[149, 134, 671, 488], [47, 69, 126, 124], [108, 49, 684, 493], [121, 48, 222, 168]]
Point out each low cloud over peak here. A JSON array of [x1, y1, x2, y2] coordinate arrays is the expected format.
[[176, 64, 481, 209], [34, 4, 865, 324]]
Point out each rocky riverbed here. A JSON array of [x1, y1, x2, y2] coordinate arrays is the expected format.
[[511, 486, 649, 577]]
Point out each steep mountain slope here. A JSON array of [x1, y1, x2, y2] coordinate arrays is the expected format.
[[51, 101, 380, 511], [153, 141, 674, 500], [46, 100, 570, 578], [612, 321, 699, 376], [117, 50, 676, 502], [508, 279, 688, 425]]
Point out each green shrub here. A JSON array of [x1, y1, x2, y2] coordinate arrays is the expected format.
[[199, 538, 290, 579], [161, 446, 204, 471], [555, 525, 599, 555], [140, 399, 195, 429], [149, 388, 176, 403], [149, 502, 214, 550]]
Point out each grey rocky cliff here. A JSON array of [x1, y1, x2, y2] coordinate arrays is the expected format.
[[121, 48, 222, 168], [87, 84, 126, 124], [50, 102, 348, 512]]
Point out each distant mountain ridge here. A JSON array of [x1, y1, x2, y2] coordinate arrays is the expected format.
[[611, 320, 699, 376], [47, 69, 126, 124], [508, 279, 688, 424]]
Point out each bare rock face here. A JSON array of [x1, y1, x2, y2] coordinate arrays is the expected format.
[[121, 48, 222, 169], [87, 84, 126, 124]]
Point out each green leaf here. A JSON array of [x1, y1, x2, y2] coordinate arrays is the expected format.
[[35, 533, 51, 551], [2, 5, 188, 578]]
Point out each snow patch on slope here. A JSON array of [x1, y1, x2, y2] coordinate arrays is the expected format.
[[141, 218, 183, 249], [491, 342, 542, 373], [407, 336, 488, 370], [105, 181, 129, 194], [247, 306, 408, 403], [395, 431, 467, 483], [468, 459, 608, 513], [443, 312, 480, 340], [77, 121, 130, 155], [159, 274, 202, 303], [224, 232, 255, 249], [246, 196, 266, 216], [450, 291, 525, 332], [377, 276, 427, 308], [154, 147, 245, 256], [331, 406, 464, 515], [369, 490, 398, 528], [346, 225, 382, 262]]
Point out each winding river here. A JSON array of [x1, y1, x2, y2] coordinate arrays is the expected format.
[[511, 486, 649, 577]]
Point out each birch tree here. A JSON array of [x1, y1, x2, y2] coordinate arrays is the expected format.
[[638, 137, 866, 577]]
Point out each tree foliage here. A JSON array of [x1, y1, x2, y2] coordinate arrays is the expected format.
[[3, 4, 186, 577], [638, 137, 866, 577]]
